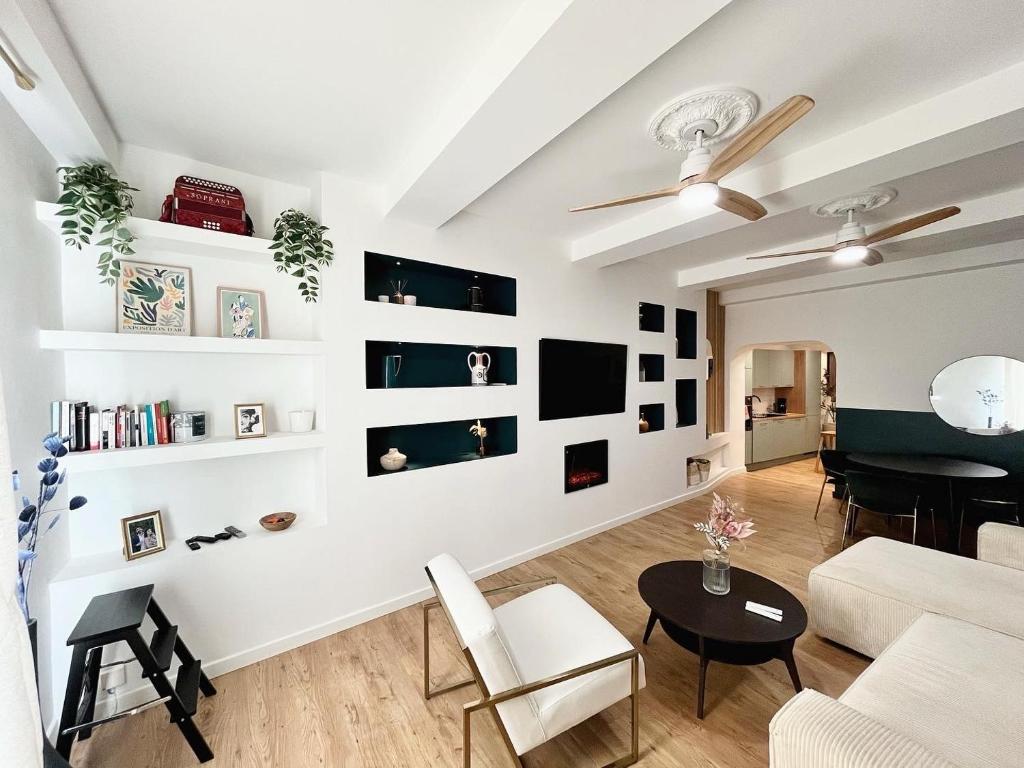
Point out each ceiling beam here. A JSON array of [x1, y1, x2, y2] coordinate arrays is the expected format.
[[571, 61, 1024, 267], [383, 0, 732, 228], [0, 0, 119, 164], [676, 187, 1024, 290]]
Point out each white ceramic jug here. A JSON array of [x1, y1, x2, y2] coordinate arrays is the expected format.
[[467, 351, 491, 386]]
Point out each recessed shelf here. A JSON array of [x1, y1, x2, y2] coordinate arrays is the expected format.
[[676, 309, 698, 359], [36, 201, 274, 262], [367, 416, 516, 477], [639, 404, 665, 433], [639, 354, 665, 382], [60, 431, 327, 473], [39, 330, 324, 356], [639, 302, 665, 333], [676, 379, 698, 427], [365, 341, 516, 389], [364, 252, 516, 316]]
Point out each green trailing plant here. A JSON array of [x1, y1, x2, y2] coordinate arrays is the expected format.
[[270, 209, 334, 303], [56, 163, 138, 285]]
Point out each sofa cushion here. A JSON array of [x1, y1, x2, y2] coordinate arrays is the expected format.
[[840, 613, 1024, 768], [494, 584, 645, 754], [809, 536, 1024, 657], [425, 555, 540, 751]]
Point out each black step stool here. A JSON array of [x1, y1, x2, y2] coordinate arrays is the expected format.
[[56, 585, 215, 763]]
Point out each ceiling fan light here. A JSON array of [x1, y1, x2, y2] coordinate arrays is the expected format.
[[834, 244, 869, 264], [678, 182, 719, 209]]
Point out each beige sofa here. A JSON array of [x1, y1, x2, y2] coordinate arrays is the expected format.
[[770, 523, 1024, 767]]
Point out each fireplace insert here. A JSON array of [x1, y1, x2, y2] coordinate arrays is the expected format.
[[564, 439, 609, 493]]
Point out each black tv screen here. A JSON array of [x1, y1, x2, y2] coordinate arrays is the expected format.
[[539, 338, 628, 421]]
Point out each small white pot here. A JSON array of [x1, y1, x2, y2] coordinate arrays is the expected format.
[[380, 448, 407, 471], [404, 295, 417, 306], [289, 410, 315, 432], [377, 295, 389, 303]]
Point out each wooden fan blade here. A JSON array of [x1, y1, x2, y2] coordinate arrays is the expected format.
[[569, 182, 687, 212], [747, 246, 835, 260], [704, 95, 815, 182], [714, 187, 767, 221], [862, 206, 961, 245], [862, 248, 884, 266]]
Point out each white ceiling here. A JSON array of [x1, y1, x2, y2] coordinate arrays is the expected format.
[[466, 0, 1024, 241], [47, 0, 524, 182]]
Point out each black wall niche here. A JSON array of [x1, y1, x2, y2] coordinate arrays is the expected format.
[[640, 404, 665, 433], [639, 302, 665, 333], [676, 378, 697, 427], [639, 354, 665, 382], [676, 308, 697, 359], [364, 251, 516, 316], [365, 341, 517, 389], [367, 416, 517, 477]]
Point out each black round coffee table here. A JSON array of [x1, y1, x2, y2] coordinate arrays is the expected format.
[[638, 561, 807, 719]]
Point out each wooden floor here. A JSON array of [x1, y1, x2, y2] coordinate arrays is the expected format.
[[72, 459, 884, 768]]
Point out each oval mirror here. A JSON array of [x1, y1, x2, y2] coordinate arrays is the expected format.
[[929, 355, 1024, 435]]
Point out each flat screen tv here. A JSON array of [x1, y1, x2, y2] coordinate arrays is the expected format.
[[539, 338, 628, 421]]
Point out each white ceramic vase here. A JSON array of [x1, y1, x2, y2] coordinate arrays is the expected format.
[[289, 410, 315, 432], [380, 448, 407, 471]]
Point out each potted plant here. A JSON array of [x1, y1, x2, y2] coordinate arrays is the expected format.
[[693, 493, 755, 595], [16, 434, 87, 649], [269, 209, 334, 302], [56, 163, 137, 285]]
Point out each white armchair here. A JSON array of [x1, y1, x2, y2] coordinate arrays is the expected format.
[[423, 553, 645, 767]]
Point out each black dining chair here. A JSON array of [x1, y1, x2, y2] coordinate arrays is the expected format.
[[814, 449, 849, 520], [959, 478, 1022, 552], [842, 470, 937, 550]]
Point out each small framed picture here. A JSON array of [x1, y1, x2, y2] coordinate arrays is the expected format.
[[234, 403, 267, 439], [121, 510, 166, 561], [217, 287, 267, 339], [117, 260, 193, 336]]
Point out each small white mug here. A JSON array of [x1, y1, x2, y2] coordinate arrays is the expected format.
[[289, 410, 315, 433], [404, 295, 417, 306], [377, 295, 389, 303]]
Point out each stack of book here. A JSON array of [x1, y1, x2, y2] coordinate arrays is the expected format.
[[51, 400, 173, 452]]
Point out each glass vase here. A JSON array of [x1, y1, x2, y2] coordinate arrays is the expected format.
[[702, 548, 730, 595]]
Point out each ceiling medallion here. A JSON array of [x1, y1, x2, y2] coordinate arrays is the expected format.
[[648, 88, 759, 151], [812, 188, 898, 217]]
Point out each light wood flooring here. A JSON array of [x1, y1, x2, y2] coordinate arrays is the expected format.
[[72, 459, 892, 767]]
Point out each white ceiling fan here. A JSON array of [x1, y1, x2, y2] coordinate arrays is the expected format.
[[570, 94, 814, 221], [747, 189, 961, 266]]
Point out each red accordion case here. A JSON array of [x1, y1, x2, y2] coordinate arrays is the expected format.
[[160, 176, 253, 236]]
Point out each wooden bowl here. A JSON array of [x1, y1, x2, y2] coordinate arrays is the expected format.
[[259, 512, 296, 532]]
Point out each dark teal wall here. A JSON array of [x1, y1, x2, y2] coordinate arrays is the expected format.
[[836, 407, 1024, 476]]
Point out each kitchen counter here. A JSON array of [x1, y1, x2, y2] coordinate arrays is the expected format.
[[752, 412, 807, 420]]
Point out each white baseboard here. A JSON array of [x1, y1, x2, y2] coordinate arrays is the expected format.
[[68, 466, 741, 726]]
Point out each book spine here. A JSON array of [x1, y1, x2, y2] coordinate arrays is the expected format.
[[50, 401, 60, 434], [132, 406, 140, 447], [155, 402, 167, 445], [115, 406, 123, 449], [74, 402, 87, 451], [160, 400, 171, 445], [89, 408, 100, 451], [60, 401, 72, 445], [102, 409, 115, 450], [146, 406, 156, 446]]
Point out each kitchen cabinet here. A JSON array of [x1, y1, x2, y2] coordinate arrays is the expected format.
[[751, 349, 795, 388], [751, 416, 808, 463]]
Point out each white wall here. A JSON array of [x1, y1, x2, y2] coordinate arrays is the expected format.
[[721, 249, 1024, 466], [0, 96, 66, 727], [28, 164, 736, 725]]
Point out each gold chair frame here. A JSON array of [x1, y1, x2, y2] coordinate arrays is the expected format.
[[423, 570, 641, 768]]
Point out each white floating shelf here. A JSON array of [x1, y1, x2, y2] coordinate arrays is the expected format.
[[60, 431, 327, 472], [36, 201, 275, 262], [39, 329, 323, 356]]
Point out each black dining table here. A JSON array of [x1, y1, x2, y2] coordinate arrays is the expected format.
[[848, 453, 1008, 552]]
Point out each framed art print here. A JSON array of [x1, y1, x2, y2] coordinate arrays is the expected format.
[[217, 287, 267, 339], [121, 510, 166, 561], [234, 403, 267, 439], [118, 260, 193, 335]]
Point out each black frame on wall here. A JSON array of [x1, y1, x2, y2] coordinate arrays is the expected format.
[[676, 378, 697, 427]]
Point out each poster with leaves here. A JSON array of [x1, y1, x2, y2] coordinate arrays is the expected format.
[[118, 260, 193, 335]]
